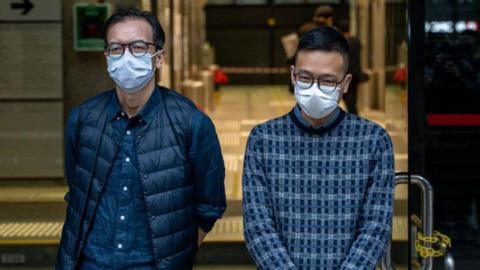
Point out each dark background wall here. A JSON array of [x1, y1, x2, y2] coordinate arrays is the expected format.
[[62, 0, 140, 116]]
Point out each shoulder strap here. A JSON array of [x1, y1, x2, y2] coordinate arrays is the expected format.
[[72, 100, 110, 265]]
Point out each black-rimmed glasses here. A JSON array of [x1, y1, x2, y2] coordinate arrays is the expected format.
[[105, 41, 157, 58], [294, 72, 347, 93]]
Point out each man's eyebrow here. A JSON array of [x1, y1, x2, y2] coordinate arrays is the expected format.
[[296, 70, 337, 79], [295, 69, 313, 75], [107, 39, 149, 44], [317, 74, 338, 80]]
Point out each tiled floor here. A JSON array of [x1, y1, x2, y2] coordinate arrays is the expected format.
[[208, 85, 295, 200]]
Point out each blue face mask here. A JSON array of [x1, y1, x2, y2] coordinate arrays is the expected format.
[[107, 51, 160, 93]]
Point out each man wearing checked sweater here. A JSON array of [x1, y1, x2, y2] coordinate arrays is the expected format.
[[242, 26, 394, 270]]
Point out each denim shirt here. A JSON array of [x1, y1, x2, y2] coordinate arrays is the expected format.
[[78, 90, 218, 269]]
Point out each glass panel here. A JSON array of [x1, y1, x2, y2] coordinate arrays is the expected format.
[[424, 0, 480, 267], [141, 0, 151, 10], [236, 0, 267, 4], [384, 2, 409, 266], [385, 0, 408, 172], [273, 0, 305, 4], [308, 0, 340, 3], [353, 0, 408, 267], [207, 0, 234, 5]]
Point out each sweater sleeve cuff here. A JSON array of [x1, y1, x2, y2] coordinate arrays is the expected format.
[[198, 217, 217, 233]]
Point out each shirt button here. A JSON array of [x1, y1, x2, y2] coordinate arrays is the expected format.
[[121, 112, 126, 117], [120, 215, 125, 221], [139, 119, 143, 123], [116, 116, 120, 121], [126, 130, 131, 135], [143, 174, 148, 179], [117, 243, 123, 249], [123, 186, 128, 192], [125, 157, 130, 162]]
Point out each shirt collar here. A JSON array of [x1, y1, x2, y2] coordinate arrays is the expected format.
[[290, 105, 345, 135], [106, 86, 161, 124], [136, 86, 161, 123], [294, 104, 340, 129], [106, 91, 123, 122]]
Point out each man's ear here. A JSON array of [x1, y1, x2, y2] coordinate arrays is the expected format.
[[290, 65, 296, 86], [342, 74, 353, 94], [154, 50, 165, 69]]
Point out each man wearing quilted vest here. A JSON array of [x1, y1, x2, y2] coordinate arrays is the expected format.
[[56, 8, 226, 270]]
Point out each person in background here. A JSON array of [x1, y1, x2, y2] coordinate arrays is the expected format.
[[56, 8, 226, 270], [243, 27, 394, 270], [313, 5, 334, 27], [285, 4, 334, 93], [286, 22, 319, 93], [339, 19, 365, 115]]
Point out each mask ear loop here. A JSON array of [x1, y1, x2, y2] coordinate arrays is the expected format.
[[150, 50, 162, 73], [150, 49, 163, 73], [149, 49, 164, 87], [151, 50, 161, 58]]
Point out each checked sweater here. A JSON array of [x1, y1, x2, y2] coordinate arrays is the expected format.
[[242, 108, 394, 270]]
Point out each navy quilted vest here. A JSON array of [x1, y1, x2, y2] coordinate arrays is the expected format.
[[57, 86, 201, 269]]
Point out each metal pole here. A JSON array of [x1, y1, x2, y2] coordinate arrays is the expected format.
[[381, 176, 407, 270], [380, 240, 395, 270], [381, 174, 433, 270], [411, 175, 434, 270]]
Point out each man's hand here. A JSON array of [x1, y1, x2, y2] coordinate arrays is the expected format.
[[198, 228, 207, 247]]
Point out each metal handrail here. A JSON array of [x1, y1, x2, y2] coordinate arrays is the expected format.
[[381, 173, 434, 270]]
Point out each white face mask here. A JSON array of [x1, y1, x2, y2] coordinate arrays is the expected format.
[[107, 51, 160, 93], [294, 82, 340, 119]]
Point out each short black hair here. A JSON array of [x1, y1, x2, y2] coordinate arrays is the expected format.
[[103, 8, 165, 49], [294, 26, 349, 72]]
